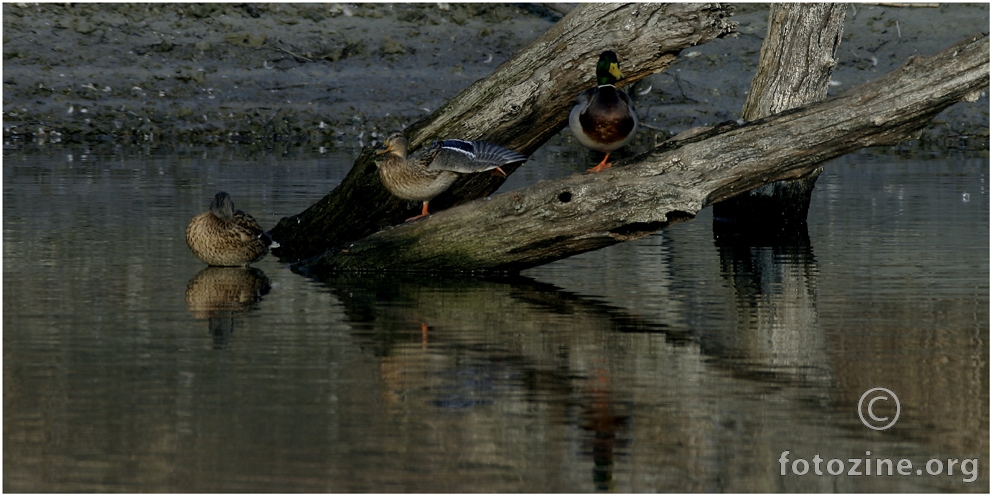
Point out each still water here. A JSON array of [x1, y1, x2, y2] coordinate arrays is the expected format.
[[3, 142, 988, 492]]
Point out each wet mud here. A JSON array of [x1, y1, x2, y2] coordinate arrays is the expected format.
[[2, 3, 988, 149]]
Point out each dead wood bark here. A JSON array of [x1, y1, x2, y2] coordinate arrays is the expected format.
[[712, 3, 847, 230], [293, 34, 989, 276], [740, 4, 846, 120], [268, 3, 736, 262]]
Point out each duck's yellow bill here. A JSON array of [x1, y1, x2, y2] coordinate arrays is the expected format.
[[609, 63, 623, 80]]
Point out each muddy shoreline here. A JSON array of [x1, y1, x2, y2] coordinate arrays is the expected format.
[[2, 3, 989, 150]]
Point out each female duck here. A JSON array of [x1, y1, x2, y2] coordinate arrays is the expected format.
[[186, 191, 271, 266], [569, 50, 638, 172], [375, 133, 527, 221]]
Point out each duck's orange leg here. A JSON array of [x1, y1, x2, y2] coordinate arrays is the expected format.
[[405, 201, 431, 222], [587, 153, 612, 173]]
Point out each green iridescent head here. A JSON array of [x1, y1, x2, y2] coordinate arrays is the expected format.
[[595, 50, 623, 86]]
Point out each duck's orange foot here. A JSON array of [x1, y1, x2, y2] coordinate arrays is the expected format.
[[405, 201, 431, 222], [586, 154, 612, 173]]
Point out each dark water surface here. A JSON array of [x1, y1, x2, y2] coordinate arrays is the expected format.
[[3, 143, 988, 492]]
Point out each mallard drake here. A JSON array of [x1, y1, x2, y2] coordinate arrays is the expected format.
[[569, 50, 639, 173], [375, 133, 527, 221], [186, 191, 272, 267]]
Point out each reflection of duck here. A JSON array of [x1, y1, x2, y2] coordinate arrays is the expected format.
[[375, 133, 528, 221], [186, 192, 272, 266], [569, 50, 638, 173], [185, 266, 271, 318], [186, 266, 271, 348], [580, 369, 631, 492]]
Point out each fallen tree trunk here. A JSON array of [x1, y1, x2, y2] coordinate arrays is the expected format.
[[268, 3, 736, 261], [293, 34, 989, 276]]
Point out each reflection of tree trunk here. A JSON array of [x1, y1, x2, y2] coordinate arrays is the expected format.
[[709, 5, 843, 386], [713, 230, 831, 386], [268, 3, 737, 262], [713, 4, 846, 230], [325, 272, 832, 391], [327, 273, 644, 491], [294, 34, 989, 275]]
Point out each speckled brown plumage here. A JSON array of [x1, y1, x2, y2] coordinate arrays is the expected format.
[[186, 192, 270, 266], [375, 133, 527, 221], [185, 266, 271, 318]]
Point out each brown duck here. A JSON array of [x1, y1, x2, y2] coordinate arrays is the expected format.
[[375, 133, 527, 221], [186, 192, 272, 266]]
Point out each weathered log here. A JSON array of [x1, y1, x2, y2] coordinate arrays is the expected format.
[[268, 3, 737, 261], [293, 34, 989, 276], [740, 4, 846, 120], [712, 3, 847, 231]]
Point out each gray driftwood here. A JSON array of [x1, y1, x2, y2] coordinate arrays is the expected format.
[[268, 3, 736, 261], [712, 3, 847, 228], [294, 34, 989, 276]]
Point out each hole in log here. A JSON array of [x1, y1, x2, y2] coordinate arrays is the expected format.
[[557, 191, 572, 203]]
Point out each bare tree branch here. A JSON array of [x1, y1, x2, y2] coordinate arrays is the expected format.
[[268, 3, 737, 261], [293, 34, 989, 275]]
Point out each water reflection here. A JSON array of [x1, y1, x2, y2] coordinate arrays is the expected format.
[[581, 369, 633, 492], [185, 267, 271, 348], [323, 273, 665, 490], [3, 146, 987, 492], [711, 222, 831, 389], [316, 267, 838, 491]]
